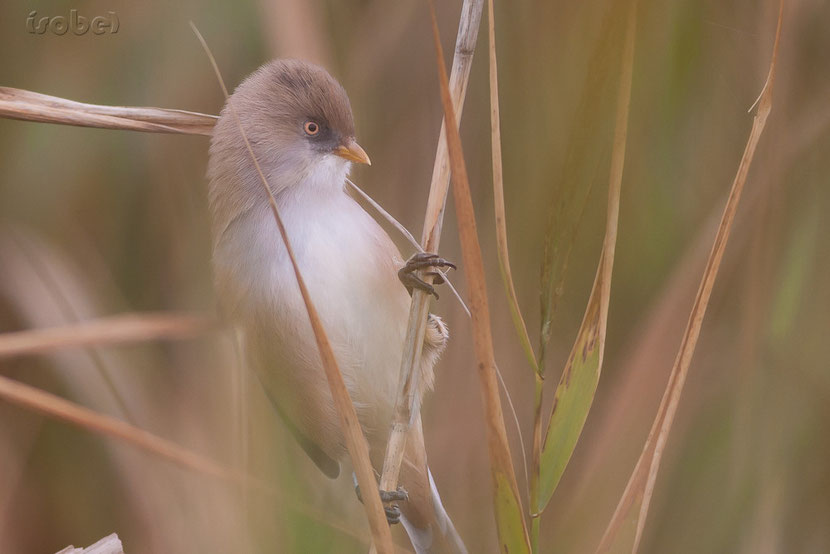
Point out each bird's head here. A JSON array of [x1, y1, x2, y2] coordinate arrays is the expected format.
[[208, 59, 369, 210]]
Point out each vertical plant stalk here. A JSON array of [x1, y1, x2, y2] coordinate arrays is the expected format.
[[189, 24, 394, 553], [487, 0, 538, 376], [595, 2, 783, 552], [485, 0, 540, 548], [376, 0, 484, 520], [529, 373, 544, 553], [427, 0, 530, 551], [532, 4, 636, 550]]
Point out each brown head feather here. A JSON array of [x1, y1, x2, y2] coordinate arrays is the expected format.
[[207, 59, 356, 245]]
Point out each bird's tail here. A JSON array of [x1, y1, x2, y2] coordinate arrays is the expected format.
[[400, 468, 467, 554], [391, 417, 466, 554]]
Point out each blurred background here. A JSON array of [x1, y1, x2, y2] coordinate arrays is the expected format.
[[1, 0, 828, 552]]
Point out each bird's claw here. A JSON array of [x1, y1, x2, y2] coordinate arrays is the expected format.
[[398, 252, 456, 299], [354, 484, 409, 525], [380, 486, 409, 503], [380, 486, 407, 525], [385, 504, 402, 525]]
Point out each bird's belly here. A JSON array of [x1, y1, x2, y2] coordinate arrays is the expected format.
[[221, 197, 410, 459], [297, 231, 408, 421]]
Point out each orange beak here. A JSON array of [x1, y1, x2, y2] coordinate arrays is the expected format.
[[333, 138, 371, 165]]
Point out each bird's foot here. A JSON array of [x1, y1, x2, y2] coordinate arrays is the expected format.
[[380, 487, 409, 503], [384, 504, 402, 525], [398, 252, 456, 299], [354, 483, 409, 525]]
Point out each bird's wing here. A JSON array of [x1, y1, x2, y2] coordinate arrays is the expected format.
[[239, 315, 344, 479], [266, 387, 341, 479]]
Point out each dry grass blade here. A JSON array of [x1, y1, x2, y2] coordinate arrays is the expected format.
[[0, 87, 216, 135], [0, 312, 215, 359], [595, 3, 783, 552], [189, 23, 394, 552], [535, 3, 635, 523], [487, 0, 538, 376], [427, 0, 530, 551], [0, 374, 399, 551], [375, 0, 484, 530], [420, 0, 484, 245], [0, 373, 263, 490]]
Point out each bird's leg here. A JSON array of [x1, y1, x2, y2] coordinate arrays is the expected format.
[[398, 252, 456, 299], [353, 474, 409, 525]]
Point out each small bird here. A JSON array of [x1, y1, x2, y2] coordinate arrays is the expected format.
[[207, 59, 466, 553]]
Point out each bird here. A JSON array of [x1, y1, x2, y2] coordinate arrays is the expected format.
[[207, 59, 466, 553]]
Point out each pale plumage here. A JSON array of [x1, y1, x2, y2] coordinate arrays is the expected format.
[[207, 59, 464, 553]]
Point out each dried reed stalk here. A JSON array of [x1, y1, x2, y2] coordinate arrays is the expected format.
[[189, 24, 394, 552], [0, 372, 265, 490], [427, 0, 530, 550], [0, 312, 214, 359], [376, 0, 484, 522], [0, 87, 216, 135], [596, 2, 784, 552]]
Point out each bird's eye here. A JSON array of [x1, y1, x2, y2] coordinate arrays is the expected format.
[[304, 121, 320, 136]]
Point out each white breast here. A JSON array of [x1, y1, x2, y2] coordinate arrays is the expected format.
[[212, 161, 410, 458]]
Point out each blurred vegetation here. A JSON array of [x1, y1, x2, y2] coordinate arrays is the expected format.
[[1, 0, 829, 552]]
